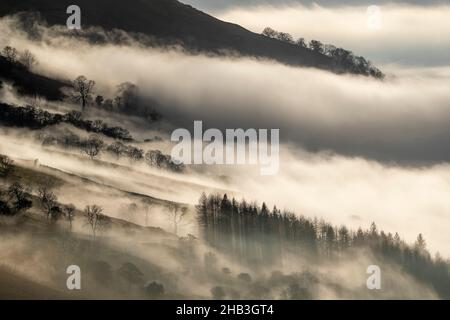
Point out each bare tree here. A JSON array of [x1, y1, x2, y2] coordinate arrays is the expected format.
[[166, 204, 188, 236], [0, 155, 13, 177], [82, 134, 104, 159], [65, 204, 76, 232], [95, 95, 104, 107], [91, 119, 104, 132], [0, 188, 11, 217], [296, 38, 307, 48], [142, 200, 154, 227], [84, 205, 110, 240], [72, 75, 95, 111], [19, 50, 37, 70], [114, 82, 138, 113], [2, 46, 18, 63], [145, 150, 161, 167], [277, 32, 294, 43], [38, 186, 58, 220], [7, 182, 32, 214], [262, 27, 278, 38], [309, 40, 324, 54], [107, 141, 125, 159], [128, 147, 144, 162]]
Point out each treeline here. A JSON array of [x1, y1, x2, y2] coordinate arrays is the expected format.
[[1, 46, 37, 70], [0, 103, 132, 141], [262, 27, 384, 79], [67, 75, 161, 122], [197, 193, 450, 298], [0, 157, 109, 240], [0, 103, 183, 172], [0, 47, 67, 101], [40, 131, 184, 172], [1, 45, 162, 121], [90, 82, 162, 122]]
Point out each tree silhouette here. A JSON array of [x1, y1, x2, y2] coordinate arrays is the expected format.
[[2, 46, 18, 63], [72, 76, 95, 111], [84, 205, 110, 240], [38, 186, 58, 220], [65, 204, 76, 232], [0, 155, 13, 177], [166, 203, 188, 236], [296, 38, 307, 48], [195, 191, 448, 299], [19, 50, 37, 70], [82, 134, 104, 159], [309, 40, 324, 54], [415, 233, 427, 252], [262, 27, 278, 38], [7, 182, 32, 214]]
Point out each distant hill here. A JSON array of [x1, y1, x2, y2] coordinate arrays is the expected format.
[[0, 0, 381, 77]]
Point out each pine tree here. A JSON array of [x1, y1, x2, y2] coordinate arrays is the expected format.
[[415, 233, 427, 252]]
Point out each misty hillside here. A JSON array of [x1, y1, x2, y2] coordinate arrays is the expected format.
[[0, 0, 380, 77], [0, 56, 67, 101], [2, 0, 450, 301]]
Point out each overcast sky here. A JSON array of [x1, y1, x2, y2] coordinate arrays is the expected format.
[[182, 1, 450, 67], [182, 0, 450, 12]]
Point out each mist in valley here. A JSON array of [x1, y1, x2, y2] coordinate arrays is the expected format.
[[1, 8, 450, 300]]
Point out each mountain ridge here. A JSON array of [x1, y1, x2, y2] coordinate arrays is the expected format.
[[0, 0, 381, 77]]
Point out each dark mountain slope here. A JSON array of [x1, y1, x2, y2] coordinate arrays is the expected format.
[[0, 0, 379, 76], [0, 56, 67, 100]]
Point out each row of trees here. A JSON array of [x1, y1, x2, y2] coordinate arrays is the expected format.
[[65, 110, 132, 141], [105, 138, 184, 172], [1, 46, 38, 70], [1, 153, 163, 295], [0, 156, 32, 216], [0, 100, 180, 171], [40, 130, 184, 172], [262, 27, 384, 78], [0, 174, 109, 240], [198, 193, 319, 265], [1, 45, 161, 120], [196, 193, 450, 296], [0, 103, 132, 141], [69, 76, 161, 121], [1, 153, 183, 238], [0, 182, 33, 216]]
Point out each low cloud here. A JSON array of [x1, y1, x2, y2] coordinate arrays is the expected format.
[[229, 147, 450, 256], [3, 27, 450, 163], [2, 16, 450, 256], [217, 3, 450, 66]]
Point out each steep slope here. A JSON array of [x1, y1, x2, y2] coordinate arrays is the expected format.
[[0, 56, 68, 100], [0, 267, 75, 299], [0, 0, 366, 75]]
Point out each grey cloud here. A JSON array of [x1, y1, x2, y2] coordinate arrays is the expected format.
[[182, 0, 450, 12], [3, 16, 450, 164]]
